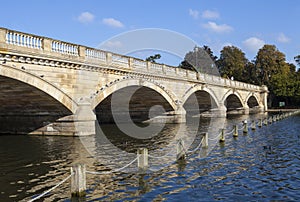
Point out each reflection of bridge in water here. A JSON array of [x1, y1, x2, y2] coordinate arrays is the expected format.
[[0, 28, 268, 136]]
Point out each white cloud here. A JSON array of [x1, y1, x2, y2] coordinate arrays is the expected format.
[[277, 33, 290, 43], [104, 41, 123, 48], [242, 37, 265, 53], [202, 10, 220, 19], [102, 18, 124, 28], [78, 12, 95, 24], [189, 9, 199, 19], [203, 21, 233, 33]]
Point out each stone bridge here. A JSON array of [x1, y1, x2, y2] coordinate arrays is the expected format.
[[0, 28, 268, 136]]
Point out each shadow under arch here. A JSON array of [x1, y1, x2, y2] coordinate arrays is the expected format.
[[222, 89, 245, 113], [0, 64, 78, 113], [182, 85, 219, 117], [91, 78, 178, 111], [91, 78, 179, 123], [246, 93, 260, 107], [0, 64, 75, 134]]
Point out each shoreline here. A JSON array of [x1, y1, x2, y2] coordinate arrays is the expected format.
[[267, 108, 300, 112]]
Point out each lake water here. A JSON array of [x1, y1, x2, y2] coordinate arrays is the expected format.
[[0, 113, 299, 201]]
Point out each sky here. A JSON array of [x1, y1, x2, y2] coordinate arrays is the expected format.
[[0, 0, 299, 69]]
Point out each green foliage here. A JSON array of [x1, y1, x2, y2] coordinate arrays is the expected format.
[[254, 45, 300, 106], [217, 46, 248, 81], [254, 45, 287, 86], [146, 54, 161, 63]]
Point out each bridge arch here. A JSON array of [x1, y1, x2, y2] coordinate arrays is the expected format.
[[91, 78, 178, 110], [246, 93, 260, 108], [0, 64, 77, 113], [182, 85, 219, 107], [222, 89, 245, 112], [91, 78, 179, 123], [182, 85, 219, 116]]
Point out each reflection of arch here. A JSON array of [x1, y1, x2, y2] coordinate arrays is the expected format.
[[91, 79, 178, 110], [221, 89, 244, 107], [182, 85, 219, 108], [246, 93, 260, 107], [0, 64, 77, 113]]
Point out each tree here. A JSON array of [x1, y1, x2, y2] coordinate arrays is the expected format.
[[203, 45, 218, 62], [254, 45, 288, 86], [217, 46, 248, 81], [146, 54, 161, 63], [254, 44, 297, 107], [244, 61, 259, 84], [179, 45, 219, 74]]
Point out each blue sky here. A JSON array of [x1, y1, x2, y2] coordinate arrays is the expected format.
[[1, 0, 299, 68]]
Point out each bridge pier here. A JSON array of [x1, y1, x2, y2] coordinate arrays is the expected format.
[[243, 104, 250, 115], [31, 101, 97, 136], [209, 104, 227, 118], [144, 107, 186, 123], [174, 107, 186, 123]]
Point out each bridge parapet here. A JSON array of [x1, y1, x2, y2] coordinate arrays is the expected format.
[[0, 27, 261, 92]]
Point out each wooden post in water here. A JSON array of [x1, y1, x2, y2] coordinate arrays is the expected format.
[[243, 120, 248, 134], [203, 133, 208, 148], [258, 119, 262, 128], [219, 129, 225, 143], [137, 148, 148, 170], [233, 125, 238, 137], [176, 139, 186, 160], [251, 120, 256, 130], [269, 117, 272, 124], [71, 164, 86, 197], [264, 118, 268, 126]]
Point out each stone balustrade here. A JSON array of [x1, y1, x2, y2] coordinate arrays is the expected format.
[[0, 27, 262, 91], [5, 30, 43, 49], [51, 40, 79, 56]]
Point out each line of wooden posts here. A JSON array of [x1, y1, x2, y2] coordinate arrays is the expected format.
[[70, 111, 299, 197]]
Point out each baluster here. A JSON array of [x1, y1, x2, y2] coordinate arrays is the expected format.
[[33, 38, 36, 48], [54, 41, 57, 51], [29, 37, 33, 48], [23, 35, 26, 47], [19, 35, 23, 46], [59, 43, 63, 53], [37, 38, 41, 49], [6, 32, 9, 43], [22, 35, 26, 46], [25, 36, 29, 47], [56, 42, 59, 52], [15, 33, 18, 45], [32, 37, 35, 48], [8, 32, 11, 44]]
